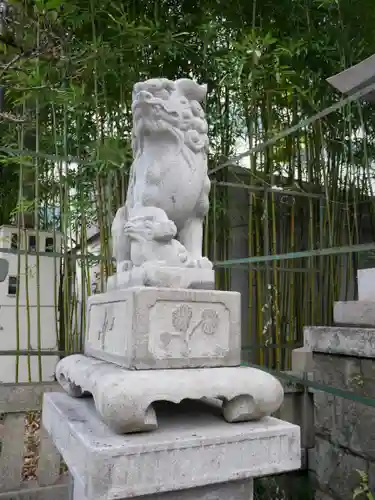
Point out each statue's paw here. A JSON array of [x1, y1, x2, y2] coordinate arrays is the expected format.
[[197, 257, 213, 270], [177, 250, 196, 268], [185, 259, 198, 268], [118, 260, 133, 272], [178, 252, 189, 264]]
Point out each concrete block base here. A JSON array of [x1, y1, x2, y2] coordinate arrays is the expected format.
[[42, 392, 301, 500]]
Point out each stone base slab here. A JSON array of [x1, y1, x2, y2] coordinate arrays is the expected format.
[[55, 354, 284, 434], [334, 300, 375, 326], [107, 265, 215, 291], [84, 287, 241, 369], [42, 392, 301, 500]]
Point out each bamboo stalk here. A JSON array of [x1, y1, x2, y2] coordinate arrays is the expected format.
[[247, 190, 254, 363], [34, 13, 42, 381], [15, 103, 26, 383], [24, 226, 32, 382]]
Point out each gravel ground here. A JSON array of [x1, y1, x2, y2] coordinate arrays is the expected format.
[[23, 412, 40, 481], [0, 412, 40, 481]]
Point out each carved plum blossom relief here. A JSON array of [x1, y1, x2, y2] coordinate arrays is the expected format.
[[159, 304, 220, 356], [200, 309, 220, 335]]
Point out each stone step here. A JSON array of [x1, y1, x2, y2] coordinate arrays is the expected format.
[[334, 300, 375, 326], [304, 325, 375, 357]]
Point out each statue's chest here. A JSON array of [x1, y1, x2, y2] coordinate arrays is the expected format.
[[136, 151, 200, 189], [132, 150, 204, 217]]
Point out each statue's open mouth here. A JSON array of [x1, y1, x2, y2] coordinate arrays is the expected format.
[[133, 101, 182, 136], [132, 99, 153, 118]]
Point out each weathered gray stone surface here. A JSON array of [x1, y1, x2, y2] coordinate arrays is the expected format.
[[309, 437, 367, 500], [0, 382, 62, 413], [368, 462, 375, 494], [0, 482, 70, 500], [73, 476, 254, 500], [43, 392, 301, 500], [291, 346, 314, 373], [55, 354, 284, 433], [314, 391, 375, 460], [276, 385, 315, 451], [312, 352, 375, 395], [305, 306, 375, 499], [84, 287, 241, 369], [313, 353, 375, 461], [314, 489, 336, 500], [334, 300, 375, 326], [304, 325, 375, 357]]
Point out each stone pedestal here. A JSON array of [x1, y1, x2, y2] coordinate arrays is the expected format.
[[43, 393, 301, 500], [84, 287, 241, 369], [55, 285, 285, 434]]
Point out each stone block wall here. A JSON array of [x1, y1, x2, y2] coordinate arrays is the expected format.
[[304, 325, 375, 500]]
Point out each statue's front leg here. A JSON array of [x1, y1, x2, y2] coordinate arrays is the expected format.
[[179, 218, 213, 269], [117, 259, 133, 273]]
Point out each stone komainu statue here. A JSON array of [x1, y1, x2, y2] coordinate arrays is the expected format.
[[112, 78, 212, 276]]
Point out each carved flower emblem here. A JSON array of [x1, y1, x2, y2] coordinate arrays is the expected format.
[[172, 304, 193, 333], [201, 309, 220, 335], [160, 305, 221, 356]]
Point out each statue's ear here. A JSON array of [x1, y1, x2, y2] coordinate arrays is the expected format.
[[200, 84, 207, 98], [175, 79, 207, 102]]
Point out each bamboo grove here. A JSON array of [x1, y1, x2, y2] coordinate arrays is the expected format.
[[1, 0, 375, 380]]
